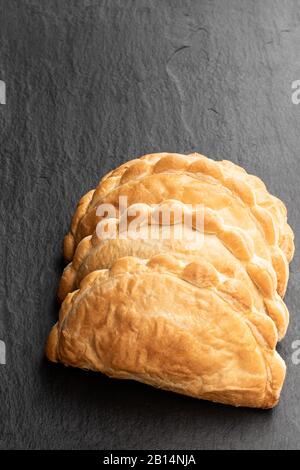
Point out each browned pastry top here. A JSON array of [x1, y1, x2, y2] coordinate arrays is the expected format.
[[46, 153, 294, 409]]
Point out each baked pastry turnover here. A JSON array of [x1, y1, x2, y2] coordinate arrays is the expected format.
[[46, 153, 294, 408]]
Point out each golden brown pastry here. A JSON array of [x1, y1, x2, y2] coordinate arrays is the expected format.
[[58, 207, 289, 340], [47, 255, 285, 408], [64, 153, 294, 296], [46, 153, 294, 408]]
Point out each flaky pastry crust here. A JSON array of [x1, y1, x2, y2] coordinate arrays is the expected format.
[[47, 153, 294, 408], [47, 255, 286, 408]]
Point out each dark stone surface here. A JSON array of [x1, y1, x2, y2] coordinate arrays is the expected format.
[[0, 0, 300, 450]]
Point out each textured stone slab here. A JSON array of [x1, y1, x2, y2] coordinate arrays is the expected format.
[[0, 0, 299, 450]]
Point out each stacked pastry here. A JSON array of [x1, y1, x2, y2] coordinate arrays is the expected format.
[[46, 153, 294, 408]]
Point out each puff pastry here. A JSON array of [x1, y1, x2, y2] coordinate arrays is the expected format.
[[46, 153, 294, 408]]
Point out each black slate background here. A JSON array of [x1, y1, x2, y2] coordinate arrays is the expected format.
[[0, 0, 300, 450]]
